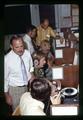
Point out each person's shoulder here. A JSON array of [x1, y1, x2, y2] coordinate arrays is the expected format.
[[21, 92, 30, 98], [37, 25, 42, 30], [23, 34, 26, 39], [20, 92, 30, 108], [23, 34, 27, 38], [20, 92, 31, 101], [24, 49, 31, 55], [48, 26, 54, 30], [5, 50, 13, 59], [23, 34, 30, 40]]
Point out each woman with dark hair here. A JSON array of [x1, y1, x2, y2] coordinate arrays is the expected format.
[[19, 78, 51, 115]]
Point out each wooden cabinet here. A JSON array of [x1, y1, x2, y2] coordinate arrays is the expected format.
[[61, 65, 79, 88], [55, 48, 76, 65]]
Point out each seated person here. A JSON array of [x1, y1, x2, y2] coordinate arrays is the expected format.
[[19, 78, 51, 115], [32, 50, 54, 80], [32, 51, 46, 78], [39, 40, 55, 79], [40, 40, 55, 62]]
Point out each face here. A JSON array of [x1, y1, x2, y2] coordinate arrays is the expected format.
[[39, 57, 46, 68], [42, 19, 49, 29], [41, 42, 50, 54], [11, 38, 24, 56], [31, 29, 37, 38]]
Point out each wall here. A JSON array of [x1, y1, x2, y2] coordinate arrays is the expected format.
[[54, 4, 71, 29], [30, 4, 40, 26], [5, 4, 31, 34]]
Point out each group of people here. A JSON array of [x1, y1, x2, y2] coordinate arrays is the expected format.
[[4, 18, 60, 115], [23, 18, 57, 55]]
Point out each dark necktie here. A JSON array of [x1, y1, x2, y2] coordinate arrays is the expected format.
[[20, 56, 28, 81]]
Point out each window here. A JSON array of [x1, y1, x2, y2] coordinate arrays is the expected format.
[[71, 4, 79, 27], [39, 4, 56, 29]]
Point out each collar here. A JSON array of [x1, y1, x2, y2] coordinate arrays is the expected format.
[[25, 34, 31, 41], [11, 50, 25, 58]]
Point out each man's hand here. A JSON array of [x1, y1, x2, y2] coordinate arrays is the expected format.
[[5, 92, 12, 106]]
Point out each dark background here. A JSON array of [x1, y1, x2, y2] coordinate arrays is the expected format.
[[5, 5, 31, 34]]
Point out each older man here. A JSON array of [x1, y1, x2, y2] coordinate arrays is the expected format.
[[4, 35, 34, 111]]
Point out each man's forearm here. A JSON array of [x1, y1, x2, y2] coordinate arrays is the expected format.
[[4, 92, 9, 98]]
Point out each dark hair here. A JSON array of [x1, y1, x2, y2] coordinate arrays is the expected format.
[[31, 78, 51, 102], [41, 18, 49, 24], [26, 25, 36, 33], [10, 35, 24, 45]]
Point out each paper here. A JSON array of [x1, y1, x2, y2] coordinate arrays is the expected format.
[[56, 39, 65, 48], [73, 51, 79, 65], [52, 67, 63, 80], [59, 32, 64, 37], [51, 106, 78, 115], [55, 49, 63, 58]]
